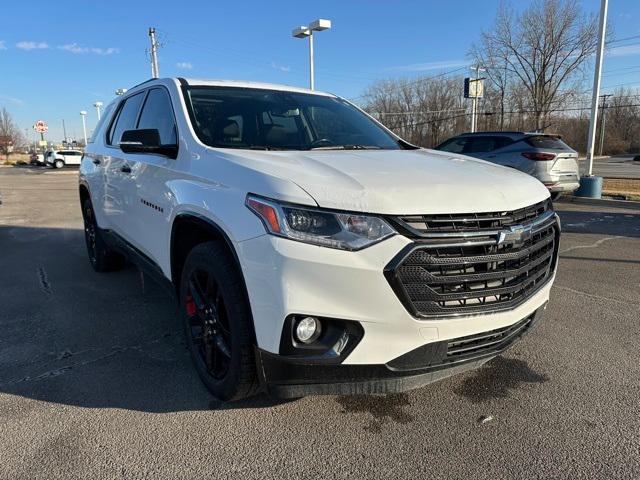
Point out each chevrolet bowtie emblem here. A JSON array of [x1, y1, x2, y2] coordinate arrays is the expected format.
[[497, 224, 533, 248]]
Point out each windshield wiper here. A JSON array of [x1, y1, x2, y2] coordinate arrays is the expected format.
[[309, 144, 383, 150], [247, 145, 296, 151]]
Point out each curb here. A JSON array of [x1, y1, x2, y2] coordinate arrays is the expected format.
[[558, 195, 640, 210]]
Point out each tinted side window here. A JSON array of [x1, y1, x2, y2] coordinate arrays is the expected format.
[[108, 92, 145, 145], [524, 135, 569, 149], [137, 88, 178, 145], [437, 137, 468, 153], [463, 137, 500, 153]]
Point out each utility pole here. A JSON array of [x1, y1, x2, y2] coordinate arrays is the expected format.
[[598, 94, 612, 156], [149, 27, 159, 78], [62, 119, 67, 144]]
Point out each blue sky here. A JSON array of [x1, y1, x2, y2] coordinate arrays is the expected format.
[[1, 0, 639, 141]]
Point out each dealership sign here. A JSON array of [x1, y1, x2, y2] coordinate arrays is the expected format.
[[33, 120, 48, 134]]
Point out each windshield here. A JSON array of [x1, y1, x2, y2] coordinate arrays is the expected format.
[[184, 86, 404, 151]]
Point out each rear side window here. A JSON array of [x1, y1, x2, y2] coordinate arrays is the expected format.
[[137, 88, 178, 145], [108, 92, 145, 145], [437, 137, 468, 153], [524, 135, 568, 149], [464, 136, 513, 153]]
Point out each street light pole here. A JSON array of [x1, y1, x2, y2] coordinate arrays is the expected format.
[[585, 0, 608, 177], [292, 19, 331, 90], [575, 0, 608, 199], [93, 102, 103, 121], [80, 111, 88, 146], [308, 31, 314, 91]]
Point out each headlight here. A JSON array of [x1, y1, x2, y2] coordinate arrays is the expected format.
[[246, 194, 395, 251]]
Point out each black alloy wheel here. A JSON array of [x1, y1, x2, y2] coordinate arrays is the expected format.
[[185, 268, 233, 380]]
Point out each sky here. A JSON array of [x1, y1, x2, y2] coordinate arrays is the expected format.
[[1, 0, 639, 142]]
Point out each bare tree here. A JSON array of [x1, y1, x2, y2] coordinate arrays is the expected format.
[[0, 107, 23, 162], [472, 0, 599, 131], [363, 76, 465, 147]]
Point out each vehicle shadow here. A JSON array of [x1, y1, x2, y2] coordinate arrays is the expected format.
[[0, 225, 285, 413]]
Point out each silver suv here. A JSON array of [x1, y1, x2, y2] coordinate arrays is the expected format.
[[435, 132, 579, 199]]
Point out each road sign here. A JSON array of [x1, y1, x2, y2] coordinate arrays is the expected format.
[[33, 120, 48, 134], [463, 78, 484, 98]]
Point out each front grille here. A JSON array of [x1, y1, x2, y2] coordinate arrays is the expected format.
[[385, 203, 559, 318], [392, 199, 552, 236], [446, 315, 534, 362], [386, 312, 539, 371]]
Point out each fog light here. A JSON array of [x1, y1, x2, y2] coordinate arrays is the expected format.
[[295, 316, 321, 344]]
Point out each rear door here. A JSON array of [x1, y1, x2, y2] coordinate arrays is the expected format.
[[462, 136, 514, 164], [103, 91, 146, 243]]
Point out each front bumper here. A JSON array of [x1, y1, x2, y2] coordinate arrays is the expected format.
[[237, 233, 554, 365], [257, 306, 545, 398]]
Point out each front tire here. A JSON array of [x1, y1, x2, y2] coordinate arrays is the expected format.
[[82, 199, 125, 272], [180, 242, 259, 401], [55, 159, 64, 169]]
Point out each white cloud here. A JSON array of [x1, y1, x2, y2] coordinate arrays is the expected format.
[[176, 61, 193, 70], [271, 61, 291, 72], [389, 59, 471, 72], [0, 41, 6, 50], [608, 44, 640, 57], [58, 43, 119, 55], [0, 95, 24, 105], [16, 41, 49, 50]]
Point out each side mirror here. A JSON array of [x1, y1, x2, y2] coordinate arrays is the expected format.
[[119, 129, 178, 159]]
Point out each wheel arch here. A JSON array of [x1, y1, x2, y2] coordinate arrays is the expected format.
[[170, 213, 244, 294], [170, 213, 257, 344]]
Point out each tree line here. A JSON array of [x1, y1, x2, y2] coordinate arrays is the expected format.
[[362, 0, 640, 155]]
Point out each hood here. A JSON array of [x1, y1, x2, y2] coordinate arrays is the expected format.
[[224, 148, 550, 214]]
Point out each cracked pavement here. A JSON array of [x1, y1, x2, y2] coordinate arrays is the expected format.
[[1, 165, 639, 479]]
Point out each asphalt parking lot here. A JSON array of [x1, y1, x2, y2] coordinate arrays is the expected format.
[[1, 165, 639, 479]]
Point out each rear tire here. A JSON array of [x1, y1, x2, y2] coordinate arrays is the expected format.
[[180, 241, 259, 401], [55, 159, 64, 169], [82, 199, 126, 272]]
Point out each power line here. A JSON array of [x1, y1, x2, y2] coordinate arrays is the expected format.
[[395, 103, 640, 128]]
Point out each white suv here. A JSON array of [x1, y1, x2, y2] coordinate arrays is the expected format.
[[80, 78, 560, 401], [46, 149, 84, 168]]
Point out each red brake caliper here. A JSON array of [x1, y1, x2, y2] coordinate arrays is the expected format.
[[185, 295, 197, 317]]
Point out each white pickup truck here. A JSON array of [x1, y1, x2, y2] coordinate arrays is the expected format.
[[79, 77, 560, 401]]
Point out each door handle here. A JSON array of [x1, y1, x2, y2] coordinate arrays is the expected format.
[[121, 165, 132, 174], [92, 158, 101, 165]]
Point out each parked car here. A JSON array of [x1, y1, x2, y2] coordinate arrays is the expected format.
[[29, 152, 45, 165], [80, 78, 560, 401], [45, 149, 84, 169], [435, 132, 580, 199]]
